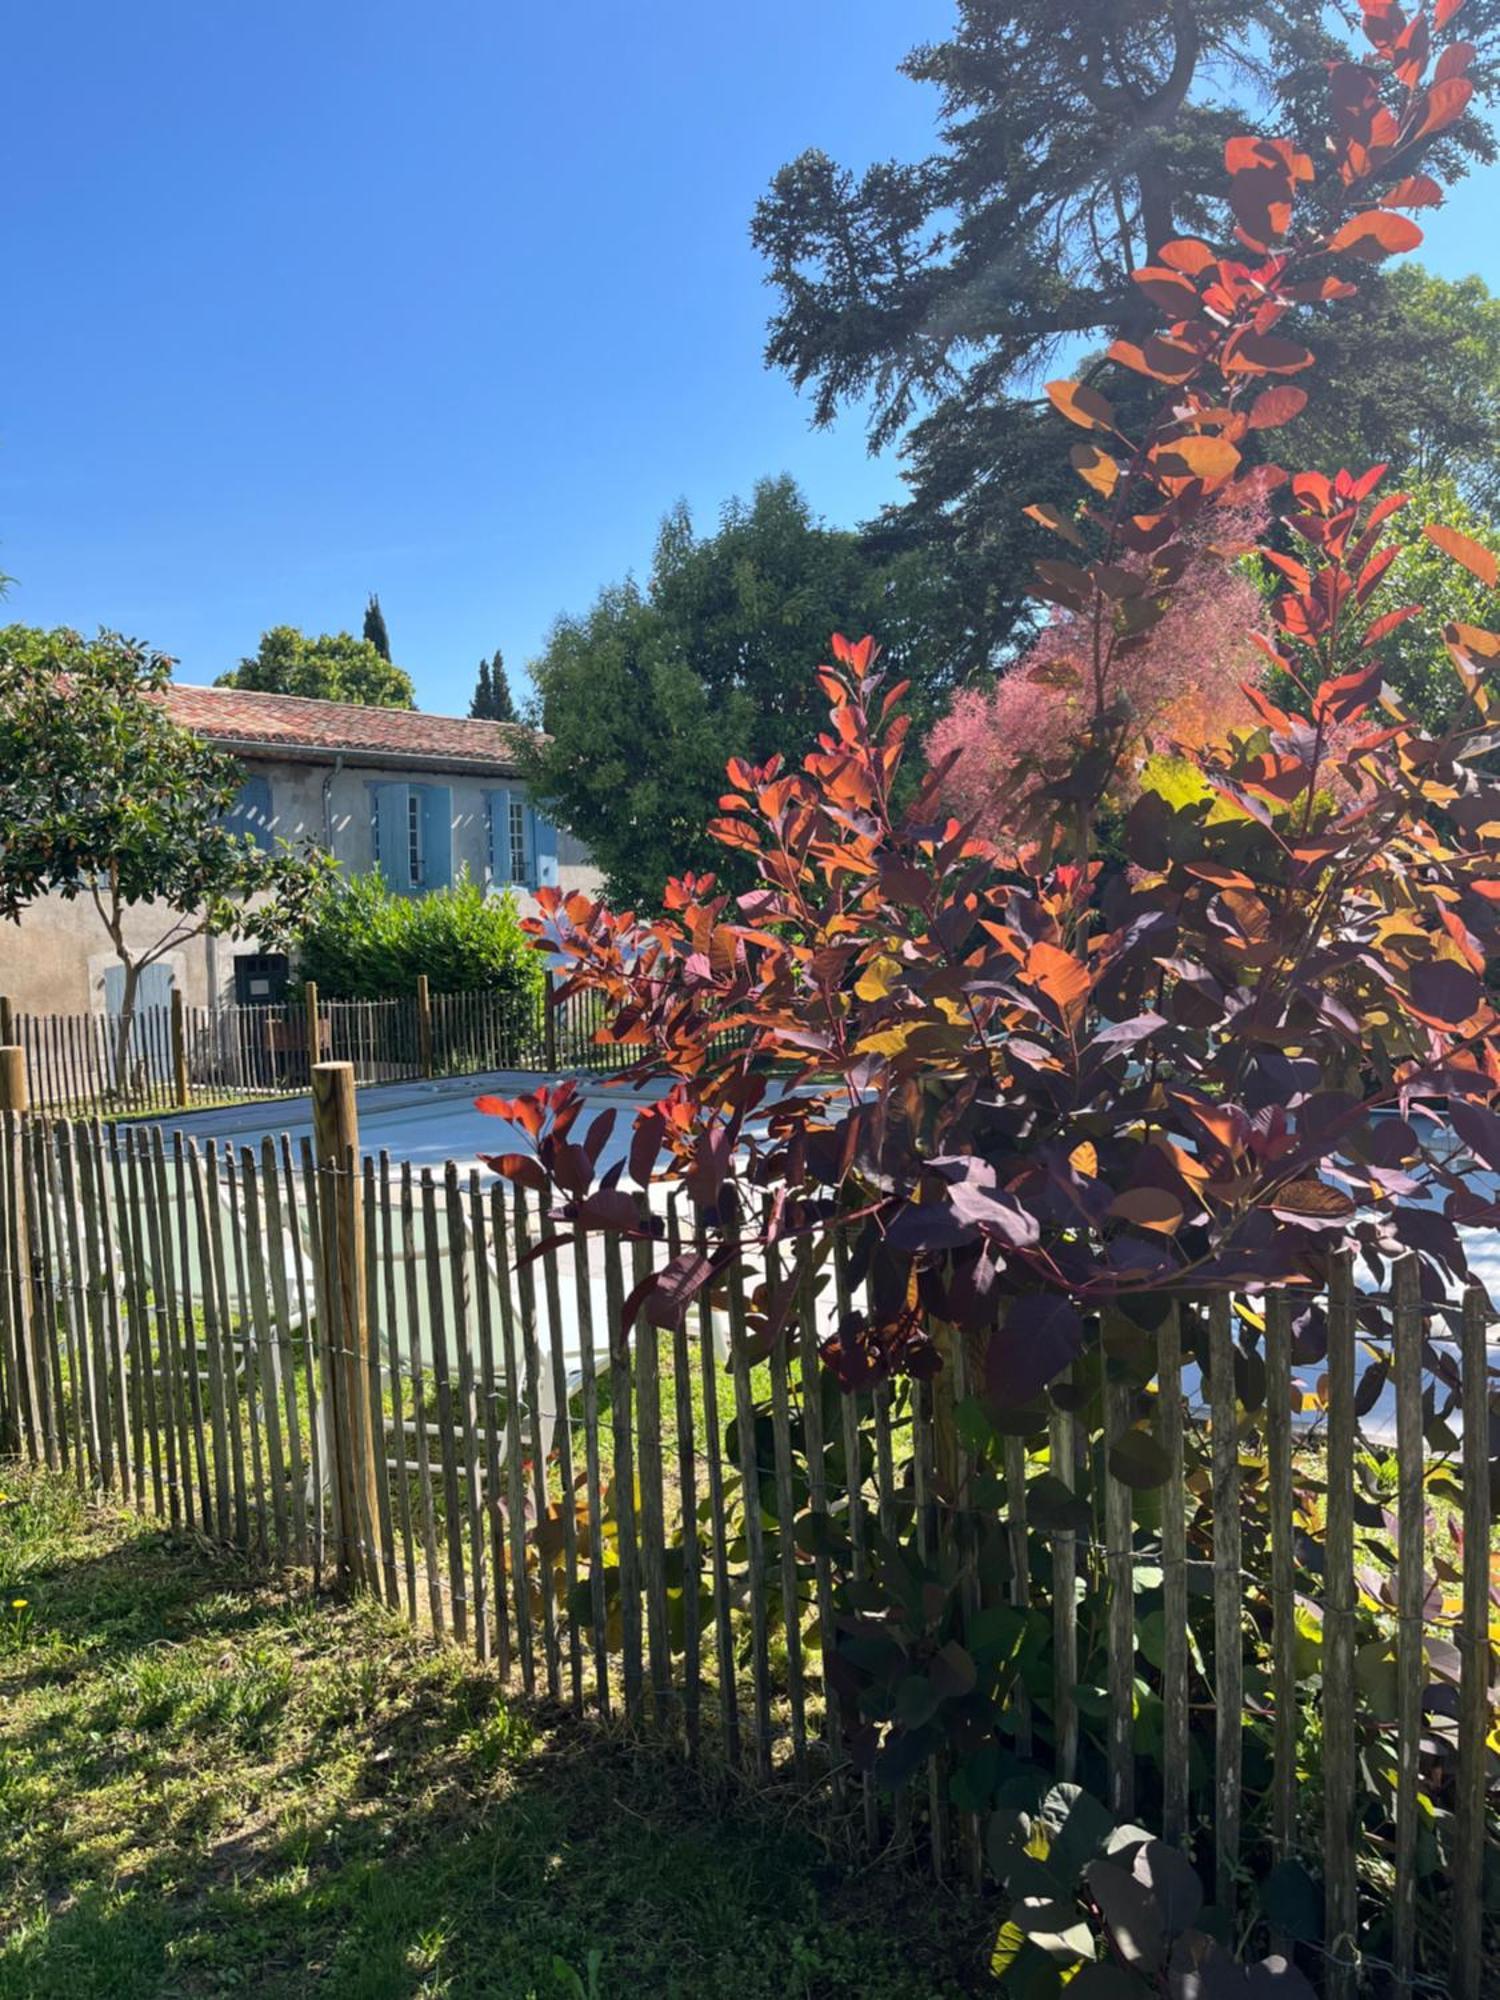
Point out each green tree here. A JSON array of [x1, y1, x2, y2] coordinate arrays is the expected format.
[[754, 1, 1500, 664], [469, 649, 517, 722], [0, 626, 331, 1079], [362, 592, 391, 661], [291, 867, 543, 1007], [524, 476, 960, 906], [219, 625, 416, 708]]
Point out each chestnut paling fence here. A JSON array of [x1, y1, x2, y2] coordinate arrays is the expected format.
[[0, 978, 621, 1122], [0, 1099, 1495, 1998]]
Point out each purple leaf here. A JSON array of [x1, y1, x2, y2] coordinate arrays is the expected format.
[[986, 1294, 1084, 1407]]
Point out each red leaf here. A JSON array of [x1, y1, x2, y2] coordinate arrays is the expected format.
[[1436, 0, 1467, 28], [1156, 237, 1216, 275], [1415, 75, 1474, 138], [1224, 332, 1316, 375], [1313, 660, 1384, 726], [478, 1151, 550, 1193], [1381, 174, 1443, 208], [1247, 385, 1308, 429]]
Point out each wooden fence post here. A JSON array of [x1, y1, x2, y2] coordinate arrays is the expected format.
[[0, 1049, 42, 1459], [0, 998, 13, 1049], [170, 989, 190, 1110], [303, 980, 321, 1083], [312, 1062, 380, 1590], [416, 974, 433, 1079], [543, 968, 558, 1071]]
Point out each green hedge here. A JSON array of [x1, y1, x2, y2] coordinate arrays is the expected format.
[[291, 868, 545, 1005]]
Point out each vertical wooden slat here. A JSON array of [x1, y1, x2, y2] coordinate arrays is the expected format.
[[795, 1240, 836, 1784], [188, 1141, 231, 1535], [490, 1181, 534, 1691], [400, 1162, 444, 1634], [1003, 1432, 1032, 1759], [514, 1186, 560, 1699], [1159, 1303, 1190, 1845], [911, 1373, 948, 1878], [260, 1137, 308, 1565], [728, 1251, 773, 1779], [242, 1148, 290, 1560], [365, 1158, 399, 1603], [833, 1232, 876, 1845], [94, 1125, 133, 1505], [765, 1239, 806, 1776], [421, 1168, 467, 1642], [443, 1160, 488, 1659], [292, 1138, 328, 1581], [1452, 1282, 1490, 2000], [1391, 1255, 1424, 1994], [122, 1132, 164, 1516], [1049, 1385, 1080, 1789], [539, 1216, 583, 1707], [572, 1203, 609, 1713], [206, 1145, 250, 1545], [697, 1213, 738, 1764], [602, 1220, 642, 1716], [22, 1123, 62, 1472], [223, 1149, 269, 1554], [47, 1122, 91, 1488], [1102, 1315, 1136, 1822], [138, 1131, 180, 1523], [74, 1122, 112, 1490], [469, 1170, 509, 1675], [175, 1136, 213, 1530], [669, 1200, 702, 1758], [1209, 1292, 1241, 1913], [106, 1127, 149, 1508], [382, 1155, 418, 1619], [1322, 1252, 1358, 1998], [635, 1271, 673, 1728]]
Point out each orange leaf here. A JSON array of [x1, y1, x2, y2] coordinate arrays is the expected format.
[[1108, 1187, 1185, 1233], [1156, 237, 1216, 275], [1328, 210, 1424, 259], [1224, 331, 1316, 375], [1132, 264, 1201, 313], [1436, 0, 1466, 26], [1425, 523, 1498, 587], [1023, 502, 1086, 549], [1020, 941, 1092, 1037], [1046, 380, 1115, 432], [1070, 442, 1120, 497], [1151, 434, 1242, 490], [1445, 622, 1500, 661], [1381, 174, 1443, 208]]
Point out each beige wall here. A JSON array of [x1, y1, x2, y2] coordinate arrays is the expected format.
[[4, 755, 602, 1017]]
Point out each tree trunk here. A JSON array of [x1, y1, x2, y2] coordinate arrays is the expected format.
[[112, 958, 142, 1099]]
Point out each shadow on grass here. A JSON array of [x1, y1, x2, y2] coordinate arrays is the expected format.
[[0, 1502, 991, 2000]]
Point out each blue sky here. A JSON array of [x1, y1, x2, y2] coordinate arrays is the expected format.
[[2, 3, 1496, 717]]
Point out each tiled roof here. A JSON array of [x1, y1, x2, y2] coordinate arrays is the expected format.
[[158, 683, 532, 772]]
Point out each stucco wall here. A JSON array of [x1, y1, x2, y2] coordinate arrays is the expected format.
[[5, 756, 602, 1016]]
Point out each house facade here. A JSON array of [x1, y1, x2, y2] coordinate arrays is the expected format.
[[7, 683, 600, 1018]]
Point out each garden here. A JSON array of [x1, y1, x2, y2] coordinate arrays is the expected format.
[[2, 4, 1500, 1998]]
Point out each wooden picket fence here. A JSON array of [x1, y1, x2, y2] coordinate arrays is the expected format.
[[0, 1088, 1494, 1997], [1, 977, 621, 1122]]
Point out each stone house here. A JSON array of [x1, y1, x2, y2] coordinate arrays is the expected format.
[[7, 683, 599, 1019]]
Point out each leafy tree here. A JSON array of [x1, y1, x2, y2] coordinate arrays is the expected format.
[[469, 649, 517, 723], [754, 0, 1500, 664], [0, 626, 331, 1078], [525, 475, 966, 905], [291, 866, 542, 1006], [219, 625, 416, 708], [362, 592, 391, 661]]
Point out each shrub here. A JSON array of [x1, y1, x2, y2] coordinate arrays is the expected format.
[[292, 868, 544, 1006]]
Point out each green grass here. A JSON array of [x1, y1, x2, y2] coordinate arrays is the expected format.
[[0, 1463, 988, 2000]]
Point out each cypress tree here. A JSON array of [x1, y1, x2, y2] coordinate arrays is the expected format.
[[469, 650, 517, 722], [363, 593, 391, 662]]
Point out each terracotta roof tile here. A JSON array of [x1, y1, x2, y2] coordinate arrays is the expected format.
[[157, 683, 532, 772]]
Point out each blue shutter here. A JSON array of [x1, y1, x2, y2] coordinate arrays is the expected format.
[[531, 808, 559, 889], [371, 782, 412, 892], [487, 788, 512, 889], [420, 784, 453, 892], [228, 774, 273, 850]]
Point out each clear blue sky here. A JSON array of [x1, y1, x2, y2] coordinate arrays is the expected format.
[[2, 2, 1495, 717]]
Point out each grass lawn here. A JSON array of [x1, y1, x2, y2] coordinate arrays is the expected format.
[[0, 1463, 988, 2000]]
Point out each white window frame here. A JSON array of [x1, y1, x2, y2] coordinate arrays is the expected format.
[[508, 795, 530, 885], [405, 790, 423, 888]]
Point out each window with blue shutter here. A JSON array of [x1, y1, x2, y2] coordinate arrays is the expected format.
[[371, 781, 413, 892], [531, 807, 560, 888], [418, 784, 453, 891], [227, 774, 274, 851]]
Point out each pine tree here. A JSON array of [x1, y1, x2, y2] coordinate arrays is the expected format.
[[469, 649, 517, 722], [362, 593, 391, 662]]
